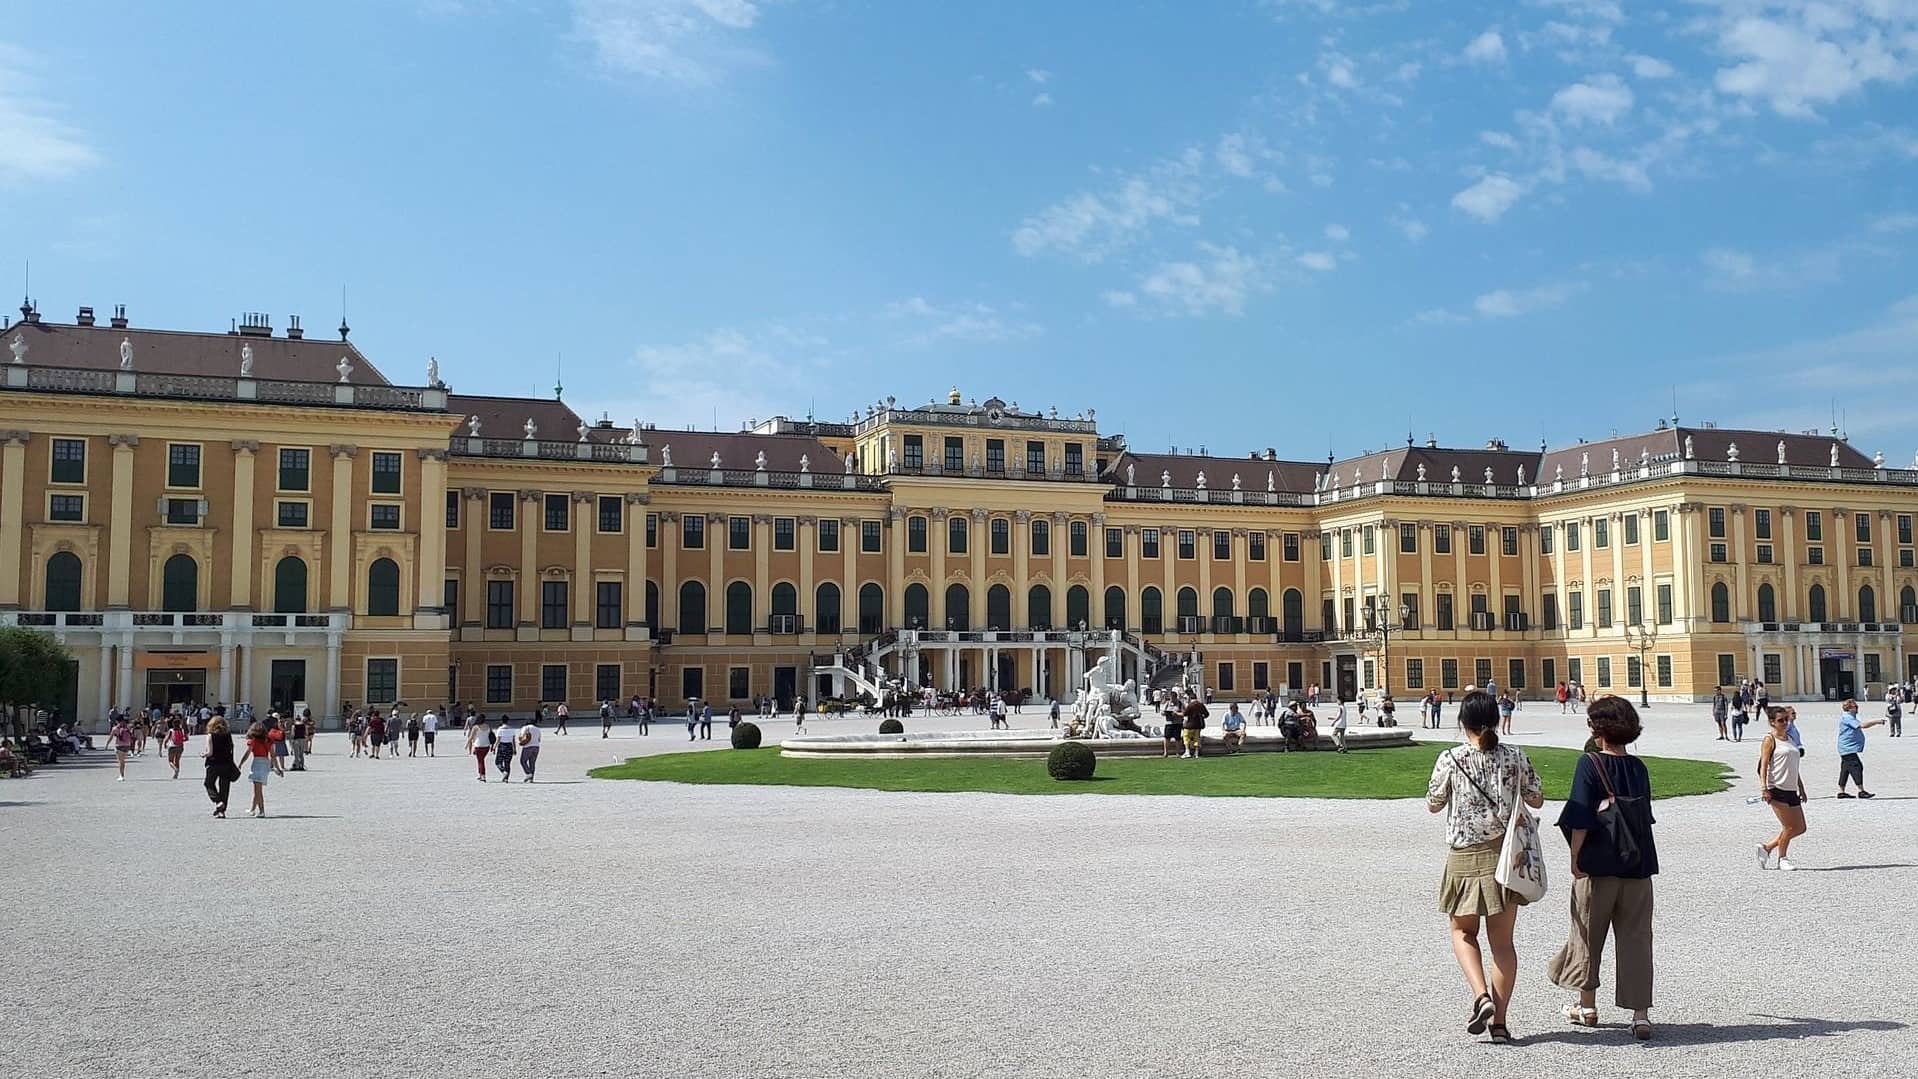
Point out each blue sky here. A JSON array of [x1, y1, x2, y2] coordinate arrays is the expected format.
[[5, 1, 1917, 459]]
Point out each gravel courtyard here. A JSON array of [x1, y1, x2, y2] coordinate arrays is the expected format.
[[10, 701, 1915, 1078]]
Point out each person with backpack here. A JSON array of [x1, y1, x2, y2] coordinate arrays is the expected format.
[[405, 711, 422, 757], [1548, 695, 1659, 1040], [1179, 696, 1208, 759]]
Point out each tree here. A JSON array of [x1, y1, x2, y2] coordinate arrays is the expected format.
[[0, 627, 71, 738]]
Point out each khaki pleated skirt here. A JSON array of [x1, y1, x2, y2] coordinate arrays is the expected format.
[[1439, 839, 1508, 916]]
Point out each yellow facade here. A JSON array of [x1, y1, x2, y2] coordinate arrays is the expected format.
[[4, 312, 1915, 722]]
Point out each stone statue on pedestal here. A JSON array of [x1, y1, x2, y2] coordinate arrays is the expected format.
[[239, 343, 254, 377], [523, 417, 537, 440], [120, 337, 134, 370], [7, 333, 24, 364]]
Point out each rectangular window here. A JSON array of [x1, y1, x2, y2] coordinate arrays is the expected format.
[[1657, 583, 1673, 624], [1321, 532, 1332, 560], [1805, 511, 1823, 541], [985, 438, 1004, 472], [817, 518, 839, 552], [1542, 593, 1559, 630], [1142, 528, 1161, 559], [1441, 659, 1460, 689], [1475, 659, 1493, 687], [1107, 528, 1124, 559], [1502, 527, 1519, 556], [1071, 521, 1089, 557], [1865, 653, 1882, 684], [1762, 653, 1782, 685], [365, 658, 398, 705], [444, 579, 459, 627], [861, 520, 882, 553], [1900, 515, 1913, 545], [370, 451, 402, 494], [646, 513, 659, 548], [277, 448, 309, 491], [948, 517, 968, 554], [277, 500, 309, 529], [1341, 529, 1353, 558], [489, 492, 515, 530], [908, 516, 927, 553], [446, 490, 461, 529], [991, 518, 1011, 556], [1405, 658, 1424, 689], [1362, 526, 1376, 556], [486, 664, 512, 704], [1248, 532, 1265, 562], [1755, 508, 1772, 540], [541, 664, 567, 703], [681, 666, 703, 702], [1401, 592, 1419, 629], [1710, 542, 1728, 562], [1656, 654, 1673, 688], [1540, 525, 1554, 555], [903, 435, 923, 469], [1597, 588, 1613, 627], [598, 496, 623, 534], [49, 494, 84, 522], [1902, 549, 1914, 569], [1436, 592, 1455, 631], [1284, 532, 1300, 561], [1598, 656, 1613, 688], [1757, 544, 1773, 564], [773, 517, 795, 551], [1508, 659, 1526, 691], [596, 581, 622, 629], [1026, 440, 1045, 474], [1212, 530, 1230, 560], [1400, 523, 1417, 553], [1653, 509, 1669, 542], [1808, 546, 1824, 565], [1858, 547, 1874, 568], [728, 666, 750, 700], [1343, 598, 1356, 634], [1856, 513, 1872, 543], [1623, 514, 1639, 545], [1718, 654, 1737, 687], [1626, 656, 1642, 688], [50, 437, 86, 484], [682, 515, 705, 549], [1594, 519, 1609, 549], [728, 516, 751, 550], [1626, 585, 1643, 626], [369, 504, 401, 531], [1435, 525, 1452, 554], [1064, 443, 1084, 477], [1178, 530, 1196, 560], [167, 443, 201, 488], [597, 663, 621, 703], [1709, 506, 1726, 538], [1216, 662, 1235, 692], [1567, 657, 1583, 685], [486, 580, 514, 629], [1569, 591, 1585, 629], [541, 580, 568, 629], [943, 437, 962, 471], [1468, 526, 1486, 555], [1566, 522, 1581, 551]]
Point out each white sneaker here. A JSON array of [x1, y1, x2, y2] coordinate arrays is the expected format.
[[116, 775, 124, 782], [1777, 858, 1797, 872], [1755, 843, 1771, 870]]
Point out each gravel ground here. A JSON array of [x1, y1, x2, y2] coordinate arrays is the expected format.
[[8, 701, 1916, 1079]]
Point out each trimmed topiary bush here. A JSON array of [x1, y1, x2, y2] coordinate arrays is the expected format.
[[731, 721, 762, 750], [1047, 741, 1097, 781], [878, 718, 904, 735]]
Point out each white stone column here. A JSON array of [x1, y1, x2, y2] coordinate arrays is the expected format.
[[324, 634, 343, 725], [218, 641, 236, 705], [96, 643, 114, 718], [117, 636, 135, 712], [238, 644, 252, 708]]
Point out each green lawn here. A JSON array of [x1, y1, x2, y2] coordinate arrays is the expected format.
[[589, 743, 1732, 800]]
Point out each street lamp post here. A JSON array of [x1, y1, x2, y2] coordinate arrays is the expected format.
[[1624, 621, 1658, 709], [1368, 602, 1414, 698]]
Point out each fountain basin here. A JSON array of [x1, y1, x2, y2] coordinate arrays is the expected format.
[[778, 725, 1417, 759]]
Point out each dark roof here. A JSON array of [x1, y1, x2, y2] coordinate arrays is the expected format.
[[1328, 446, 1542, 487], [1110, 451, 1324, 494], [448, 394, 640, 444], [647, 428, 845, 472], [1538, 427, 1873, 479], [5, 319, 389, 385]]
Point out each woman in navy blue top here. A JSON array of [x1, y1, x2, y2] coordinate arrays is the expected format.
[[1548, 695, 1659, 1040]]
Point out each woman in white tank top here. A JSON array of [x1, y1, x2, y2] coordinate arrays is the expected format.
[[1756, 708, 1808, 871]]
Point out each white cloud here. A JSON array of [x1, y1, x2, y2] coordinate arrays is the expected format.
[[1628, 53, 1676, 79], [1412, 307, 1470, 325], [1706, 3, 1918, 117], [1702, 247, 1757, 283], [1031, 92, 1053, 108], [1480, 130, 1520, 151], [1321, 51, 1360, 88], [1699, 241, 1859, 292], [1389, 210, 1428, 241], [1473, 281, 1585, 318], [1296, 251, 1337, 271], [0, 46, 100, 182], [1570, 146, 1651, 191], [1451, 173, 1525, 222], [1463, 29, 1507, 65], [1127, 244, 1266, 317], [1101, 290, 1137, 308], [884, 297, 1041, 345], [625, 324, 829, 428], [1215, 132, 1254, 177], [570, 0, 775, 84], [1026, 68, 1051, 84], [1551, 73, 1634, 126], [1324, 223, 1350, 242], [1871, 211, 1918, 233], [1011, 149, 1204, 261]]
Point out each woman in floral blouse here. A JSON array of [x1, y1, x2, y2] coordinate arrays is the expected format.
[[1427, 691, 1544, 1043]]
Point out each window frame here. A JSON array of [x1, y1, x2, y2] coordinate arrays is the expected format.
[[485, 579, 515, 629], [49, 437, 87, 485], [488, 492, 516, 531], [369, 450, 403, 496], [596, 580, 623, 630], [368, 503, 402, 531], [47, 493, 85, 523], [860, 519, 882, 553], [166, 442, 203, 489], [276, 447, 311, 493], [540, 579, 569, 630], [598, 496, 624, 535], [485, 663, 513, 704], [365, 658, 399, 705]]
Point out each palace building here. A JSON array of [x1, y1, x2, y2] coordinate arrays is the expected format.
[[4, 301, 1916, 721]]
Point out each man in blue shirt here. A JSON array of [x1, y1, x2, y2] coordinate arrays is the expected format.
[[1836, 698, 1885, 799]]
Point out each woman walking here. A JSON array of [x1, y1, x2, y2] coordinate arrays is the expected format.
[[202, 715, 238, 818], [1548, 695, 1659, 1040], [466, 716, 494, 782], [110, 712, 135, 781], [493, 714, 515, 782], [241, 720, 273, 817], [406, 711, 422, 757], [1426, 691, 1544, 1044], [165, 718, 187, 778], [367, 710, 386, 760], [268, 715, 288, 777], [1757, 707, 1810, 871]]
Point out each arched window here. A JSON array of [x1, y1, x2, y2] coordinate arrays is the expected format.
[[772, 582, 797, 616], [1066, 585, 1090, 629], [1028, 584, 1052, 629], [1709, 582, 1730, 623], [947, 515, 968, 554], [1859, 584, 1877, 623], [1247, 587, 1269, 621], [1900, 585, 1917, 624], [904, 583, 929, 628], [815, 582, 842, 634], [1104, 585, 1126, 630], [677, 581, 706, 634], [1757, 582, 1776, 623], [273, 557, 308, 614], [985, 585, 1011, 631], [366, 558, 401, 616], [726, 581, 754, 634], [945, 583, 970, 630], [1282, 588, 1304, 641], [1808, 583, 1827, 623], [1141, 586, 1164, 634], [858, 582, 883, 635], [161, 554, 198, 613], [1212, 586, 1235, 618], [44, 552, 82, 612], [1176, 587, 1199, 620]]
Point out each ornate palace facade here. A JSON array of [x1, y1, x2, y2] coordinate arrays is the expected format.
[[4, 303, 1917, 720]]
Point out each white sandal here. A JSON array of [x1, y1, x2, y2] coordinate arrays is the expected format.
[[1562, 1004, 1598, 1027]]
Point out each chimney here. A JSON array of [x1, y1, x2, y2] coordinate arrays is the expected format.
[[237, 312, 272, 337], [76, 305, 95, 326], [20, 299, 40, 324], [286, 314, 304, 340], [109, 304, 128, 329], [1265, 447, 1277, 461]]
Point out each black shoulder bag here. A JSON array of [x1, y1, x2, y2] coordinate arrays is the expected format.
[[1586, 752, 1650, 874]]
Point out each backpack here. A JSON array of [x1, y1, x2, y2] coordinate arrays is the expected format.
[[1584, 753, 1652, 874]]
